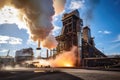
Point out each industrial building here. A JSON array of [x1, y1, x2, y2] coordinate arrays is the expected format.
[[15, 48, 34, 64], [56, 10, 120, 67]]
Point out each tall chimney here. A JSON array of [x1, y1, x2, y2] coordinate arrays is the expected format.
[[46, 49, 49, 58], [36, 40, 41, 50]]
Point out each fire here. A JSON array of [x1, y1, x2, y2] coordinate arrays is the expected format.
[[50, 57, 75, 67], [65, 64, 73, 67], [53, 60, 74, 67], [24, 46, 77, 68], [49, 46, 77, 67], [26, 59, 74, 68]]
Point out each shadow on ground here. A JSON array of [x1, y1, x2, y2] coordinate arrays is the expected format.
[[0, 71, 84, 80]]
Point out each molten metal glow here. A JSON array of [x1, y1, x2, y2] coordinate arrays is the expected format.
[[65, 64, 73, 67], [52, 59, 75, 67], [25, 46, 77, 68]]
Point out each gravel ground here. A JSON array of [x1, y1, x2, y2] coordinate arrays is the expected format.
[[0, 68, 120, 80]]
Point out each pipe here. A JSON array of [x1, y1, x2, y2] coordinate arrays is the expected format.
[[36, 40, 41, 50]]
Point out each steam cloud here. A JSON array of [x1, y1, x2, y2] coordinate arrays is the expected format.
[[0, 0, 66, 49]]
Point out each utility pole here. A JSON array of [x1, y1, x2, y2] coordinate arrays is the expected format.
[[7, 49, 10, 57]]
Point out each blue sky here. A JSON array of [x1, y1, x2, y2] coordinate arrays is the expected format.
[[0, 0, 120, 57]]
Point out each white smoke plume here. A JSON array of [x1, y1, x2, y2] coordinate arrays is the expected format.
[[0, 0, 66, 49]]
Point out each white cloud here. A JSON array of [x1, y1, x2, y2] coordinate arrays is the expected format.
[[0, 49, 8, 53], [69, 0, 85, 10], [104, 31, 111, 34], [27, 39, 36, 46], [52, 22, 62, 36], [52, 10, 65, 24], [0, 35, 22, 45], [52, 14, 63, 36], [53, 16, 59, 21], [113, 34, 120, 42], [9, 37, 22, 45], [53, 26, 61, 36], [98, 30, 111, 34], [0, 35, 9, 44], [0, 40, 8, 44]]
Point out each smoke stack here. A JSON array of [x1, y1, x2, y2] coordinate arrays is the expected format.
[[36, 40, 41, 50], [46, 49, 49, 58]]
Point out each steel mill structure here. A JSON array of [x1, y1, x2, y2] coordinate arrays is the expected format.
[[55, 10, 120, 68]]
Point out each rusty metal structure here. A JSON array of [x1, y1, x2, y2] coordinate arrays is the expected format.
[[56, 10, 83, 67], [55, 10, 120, 67], [56, 10, 82, 51], [82, 26, 106, 58]]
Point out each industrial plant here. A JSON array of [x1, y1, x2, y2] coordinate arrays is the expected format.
[[0, 0, 120, 80], [0, 10, 119, 69], [55, 10, 120, 68]]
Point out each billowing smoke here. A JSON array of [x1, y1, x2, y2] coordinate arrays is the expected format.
[[27, 46, 78, 67], [53, 0, 66, 15], [41, 34, 58, 49], [0, 0, 67, 49], [11, 0, 54, 43], [0, 1, 5, 8], [49, 46, 77, 67], [84, 0, 100, 24]]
